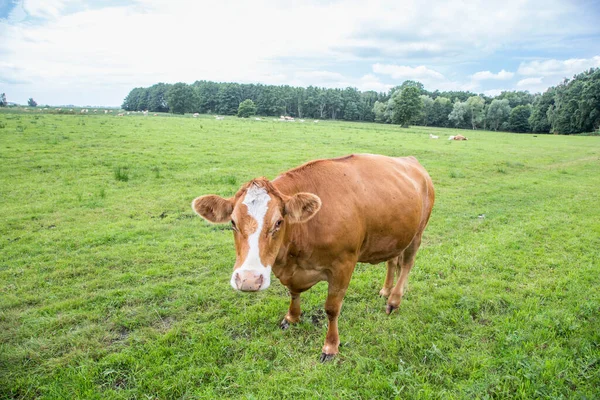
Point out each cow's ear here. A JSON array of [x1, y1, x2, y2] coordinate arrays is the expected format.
[[284, 193, 321, 223], [192, 195, 234, 223]]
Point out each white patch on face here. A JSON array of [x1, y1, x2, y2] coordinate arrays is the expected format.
[[230, 185, 272, 291]]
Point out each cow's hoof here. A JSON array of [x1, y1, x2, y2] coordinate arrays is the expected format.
[[386, 304, 398, 315], [320, 352, 335, 363], [280, 319, 290, 330]]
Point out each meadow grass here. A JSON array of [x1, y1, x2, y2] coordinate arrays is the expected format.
[[1, 110, 599, 399]]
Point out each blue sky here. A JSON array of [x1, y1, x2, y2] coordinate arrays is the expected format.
[[1, 0, 600, 106]]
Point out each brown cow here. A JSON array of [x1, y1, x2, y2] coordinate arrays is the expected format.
[[192, 154, 435, 361], [449, 134, 468, 140]]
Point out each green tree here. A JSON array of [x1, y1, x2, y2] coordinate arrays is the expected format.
[[217, 84, 243, 115], [389, 80, 426, 98], [448, 101, 470, 128], [392, 86, 423, 127], [578, 69, 600, 132], [359, 91, 378, 122], [166, 83, 197, 114], [0, 93, 6, 107], [418, 95, 434, 126], [194, 80, 220, 113], [342, 87, 361, 121], [237, 99, 257, 118], [147, 83, 170, 113], [28, 98, 37, 107], [529, 89, 555, 133], [317, 91, 328, 118], [547, 68, 600, 133], [466, 96, 485, 129], [373, 101, 387, 123], [326, 89, 343, 119], [122, 87, 147, 111], [496, 91, 534, 108], [295, 87, 306, 118], [430, 97, 453, 127], [508, 105, 532, 132], [302, 86, 320, 118], [486, 99, 511, 131]]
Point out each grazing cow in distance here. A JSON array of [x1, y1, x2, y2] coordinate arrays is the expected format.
[[117, 113, 124, 116], [429, 134, 439, 139], [192, 154, 435, 361], [193, 113, 199, 118], [449, 134, 468, 141]]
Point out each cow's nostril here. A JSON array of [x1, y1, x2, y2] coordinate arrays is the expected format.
[[234, 273, 242, 289], [257, 275, 264, 287]]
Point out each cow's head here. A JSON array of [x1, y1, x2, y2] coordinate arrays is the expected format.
[[192, 178, 321, 292]]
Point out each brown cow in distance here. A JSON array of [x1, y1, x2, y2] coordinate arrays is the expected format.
[[192, 154, 435, 361], [449, 134, 468, 140]]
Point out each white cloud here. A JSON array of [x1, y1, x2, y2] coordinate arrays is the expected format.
[[373, 64, 445, 81], [483, 89, 505, 97], [517, 77, 543, 87], [22, 0, 70, 19], [356, 74, 393, 93], [372, 63, 481, 93], [0, 0, 598, 105], [518, 56, 600, 78], [513, 77, 548, 93], [471, 70, 514, 81], [294, 71, 347, 83]]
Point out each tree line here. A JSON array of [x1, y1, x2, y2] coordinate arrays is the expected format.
[[120, 68, 600, 134]]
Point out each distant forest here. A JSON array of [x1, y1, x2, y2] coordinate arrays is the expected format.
[[121, 68, 600, 134]]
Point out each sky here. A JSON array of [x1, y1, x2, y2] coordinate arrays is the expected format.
[[1, 0, 600, 106]]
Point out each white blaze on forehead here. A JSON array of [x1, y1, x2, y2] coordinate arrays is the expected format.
[[230, 184, 272, 290], [242, 185, 271, 223]]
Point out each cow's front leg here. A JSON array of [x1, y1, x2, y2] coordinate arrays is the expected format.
[[320, 266, 354, 362], [280, 291, 301, 330]]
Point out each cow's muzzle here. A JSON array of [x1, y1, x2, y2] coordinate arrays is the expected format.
[[233, 270, 265, 292]]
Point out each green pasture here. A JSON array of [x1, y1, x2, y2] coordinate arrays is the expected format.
[[1, 111, 599, 399]]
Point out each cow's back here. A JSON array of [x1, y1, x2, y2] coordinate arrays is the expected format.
[[273, 154, 434, 265]]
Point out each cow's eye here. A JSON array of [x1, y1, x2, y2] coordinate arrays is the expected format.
[[231, 220, 237, 231], [274, 220, 283, 230]]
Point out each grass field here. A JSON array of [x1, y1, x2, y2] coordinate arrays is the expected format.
[[1, 110, 599, 399]]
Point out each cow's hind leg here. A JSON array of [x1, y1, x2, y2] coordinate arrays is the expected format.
[[379, 256, 400, 297], [280, 290, 301, 330], [386, 236, 421, 315]]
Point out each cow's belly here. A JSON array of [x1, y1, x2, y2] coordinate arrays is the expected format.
[[272, 262, 327, 292], [358, 239, 406, 264], [357, 219, 420, 264]]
